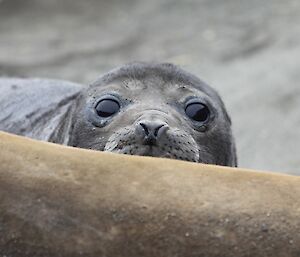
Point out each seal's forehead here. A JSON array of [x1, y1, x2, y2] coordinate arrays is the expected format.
[[89, 77, 214, 106], [94, 77, 198, 94], [90, 62, 218, 99]]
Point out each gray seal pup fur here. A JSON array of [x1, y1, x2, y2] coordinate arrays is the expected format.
[[0, 62, 237, 166]]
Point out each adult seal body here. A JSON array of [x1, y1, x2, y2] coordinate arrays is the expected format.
[[0, 63, 237, 166]]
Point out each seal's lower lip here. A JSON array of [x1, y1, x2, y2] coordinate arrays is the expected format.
[[141, 146, 155, 156], [142, 136, 157, 146], [138, 145, 169, 157]]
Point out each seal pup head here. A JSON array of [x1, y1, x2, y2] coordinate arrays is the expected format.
[[70, 62, 237, 167]]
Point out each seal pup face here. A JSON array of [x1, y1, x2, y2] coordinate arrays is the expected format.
[[70, 63, 237, 167]]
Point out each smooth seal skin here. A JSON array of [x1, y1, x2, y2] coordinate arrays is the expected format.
[[0, 78, 83, 143], [1, 132, 300, 257], [0, 63, 237, 166], [70, 63, 237, 166]]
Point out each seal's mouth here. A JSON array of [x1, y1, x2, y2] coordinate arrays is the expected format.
[[105, 144, 197, 162], [142, 136, 157, 147], [103, 129, 200, 162], [139, 145, 163, 157], [105, 143, 165, 157], [132, 145, 161, 157]]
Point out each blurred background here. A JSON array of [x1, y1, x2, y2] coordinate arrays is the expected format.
[[0, 0, 299, 174]]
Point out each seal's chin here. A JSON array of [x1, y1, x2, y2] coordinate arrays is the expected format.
[[133, 145, 169, 158], [114, 145, 164, 157], [105, 144, 198, 162]]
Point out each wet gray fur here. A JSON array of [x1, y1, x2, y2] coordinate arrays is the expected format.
[[0, 63, 237, 166]]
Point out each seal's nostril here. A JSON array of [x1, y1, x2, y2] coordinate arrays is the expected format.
[[154, 124, 165, 137], [139, 122, 149, 136], [139, 122, 167, 138], [137, 121, 168, 145]]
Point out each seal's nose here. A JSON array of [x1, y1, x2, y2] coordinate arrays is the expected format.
[[136, 121, 169, 145]]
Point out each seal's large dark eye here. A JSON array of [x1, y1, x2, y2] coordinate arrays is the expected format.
[[95, 99, 120, 118], [185, 102, 210, 122]]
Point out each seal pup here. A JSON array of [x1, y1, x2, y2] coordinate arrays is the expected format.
[[0, 63, 237, 166]]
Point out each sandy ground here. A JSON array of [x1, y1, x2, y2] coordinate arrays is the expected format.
[[0, 0, 299, 174]]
